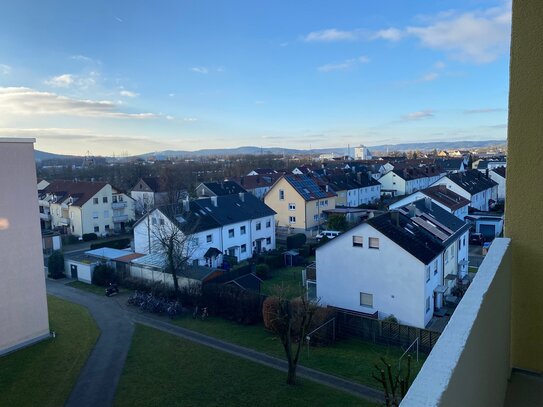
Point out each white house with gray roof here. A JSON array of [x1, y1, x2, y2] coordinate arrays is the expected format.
[[316, 199, 470, 328], [134, 192, 276, 267]]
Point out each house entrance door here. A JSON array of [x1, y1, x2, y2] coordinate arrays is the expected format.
[[70, 264, 78, 279]]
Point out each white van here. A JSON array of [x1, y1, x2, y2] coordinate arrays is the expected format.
[[315, 230, 341, 242]]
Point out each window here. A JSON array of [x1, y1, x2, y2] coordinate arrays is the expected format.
[[240, 226, 246, 235], [241, 244, 247, 253], [289, 216, 296, 224], [352, 236, 363, 247], [194, 237, 200, 245], [360, 292, 373, 308], [433, 260, 438, 275], [103, 197, 108, 203], [266, 237, 271, 245], [94, 226, 99, 233], [316, 202, 319, 208], [206, 234, 212, 243], [369, 237, 379, 249], [93, 197, 99, 204], [92, 211, 99, 219], [426, 266, 430, 282], [256, 222, 261, 230], [288, 203, 296, 210], [228, 229, 234, 238], [119, 196, 124, 202], [159, 218, 165, 226], [105, 225, 110, 231], [103, 210, 109, 218], [426, 296, 431, 313], [279, 189, 285, 200], [266, 220, 271, 228], [152, 218, 157, 225], [314, 214, 319, 221], [113, 196, 118, 203]]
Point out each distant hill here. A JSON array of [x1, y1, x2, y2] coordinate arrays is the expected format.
[[35, 139, 506, 162], [135, 139, 506, 158]]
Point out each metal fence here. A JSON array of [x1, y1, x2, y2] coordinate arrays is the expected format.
[[335, 309, 441, 354]]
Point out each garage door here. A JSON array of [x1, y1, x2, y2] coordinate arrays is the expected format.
[[480, 224, 496, 239]]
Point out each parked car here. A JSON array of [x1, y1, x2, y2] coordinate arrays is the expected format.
[[469, 233, 485, 245], [316, 230, 341, 242]]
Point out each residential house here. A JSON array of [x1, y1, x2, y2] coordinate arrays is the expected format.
[[389, 185, 470, 220], [64, 247, 133, 283], [316, 199, 470, 329], [326, 173, 381, 207], [130, 177, 184, 214], [195, 181, 247, 198], [264, 174, 336, 232], [37, 178, 50, 192], [489, 166, 506, 202], [228, 173, 283, 200], [0, 138, 50, 355], [378, 165, 445, 197], [435, 158, 466, 173], [247, 168, 278, 176], [474, 157, 507, 172], [354, 145, 372, 160], [134, 192, 276, 266], [431, 170, 499, 211], [39, 180, 136, 237]]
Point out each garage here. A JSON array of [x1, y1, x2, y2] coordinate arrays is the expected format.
[[479, 224, 496, 239]]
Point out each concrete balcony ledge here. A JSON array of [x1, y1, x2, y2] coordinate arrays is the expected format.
[[401, 238, 512, 407], [112, 201, 127, 209]]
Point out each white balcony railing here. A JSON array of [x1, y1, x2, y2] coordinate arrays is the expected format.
[[113, 214, 129, 222], [39, 213, 51, 221], [59, 217, 70, 226], [112, 201, 127, 209], [401, 238, 511, 407]]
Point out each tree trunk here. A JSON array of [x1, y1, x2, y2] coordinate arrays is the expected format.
[[286, 359, 297, 385]]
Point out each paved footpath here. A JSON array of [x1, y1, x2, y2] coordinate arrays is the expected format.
[[46, 280, 383, 406]]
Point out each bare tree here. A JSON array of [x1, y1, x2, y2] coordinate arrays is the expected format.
[[148, 204, 200, 294], [263, 286, 318, 385]]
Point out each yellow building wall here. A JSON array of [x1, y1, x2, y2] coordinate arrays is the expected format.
[[506, 0, 543, 372], [264, 178, 307, 229], [304, 197, 336, 230]]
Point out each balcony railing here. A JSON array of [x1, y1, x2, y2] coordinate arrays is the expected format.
[[59, 217, 70, 226], [113, 214, 129, 222], [401, 238, 511, 407], [112, 201, 127, 209], [39, 213, 51, 221]]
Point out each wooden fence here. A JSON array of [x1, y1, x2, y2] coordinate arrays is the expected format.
[[335, 309, 441, 354]]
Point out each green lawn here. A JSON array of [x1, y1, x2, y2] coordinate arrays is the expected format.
[[0, 296, 99, 407], [261, 266, 304, 297], [171, 314, 424, 389], [468, 266, 479, 274], [115, 324, 379, 407]]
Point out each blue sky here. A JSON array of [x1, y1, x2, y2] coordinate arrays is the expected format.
[[0, 0, 511, 155]]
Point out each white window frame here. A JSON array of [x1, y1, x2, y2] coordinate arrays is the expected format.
[[288, 216, 296, 224], [279, 189, 285, 200], [288, 203, 296, 210], [206, 234, 213, 243], [228, 229, 235, 238], [368, 237, 379, 249], [240, 226, 246, 235], [352, 235, 363, 247]]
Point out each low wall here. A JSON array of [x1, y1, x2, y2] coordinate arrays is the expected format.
[[401, 238, 511, 407]]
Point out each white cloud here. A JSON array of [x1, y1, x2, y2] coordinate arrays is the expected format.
[[303, 28, 361, 42], [318, 56, 369, 72], [191, 67, 209, 74], [402, 110, 434, 121], [183, 117, 198, 122], [464, 108, 506, 114], [373, 27, 403, 41], [70, 55, 93, 63], [406, 4, 511, 63], [168, 93, 175, 97], [45, 74, 75, 87], [421, 72, 439, 81], [434, 61, 446, 69], [0, 64, 11, 75], [165, 115, 175, 120], [119, 90, 139, 98], [0, 87, 160, 119]]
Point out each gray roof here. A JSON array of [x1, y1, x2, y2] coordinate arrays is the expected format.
[[447, 170, 498, 195], [200, 181, 247, 196], [283, 174, 336, 201]]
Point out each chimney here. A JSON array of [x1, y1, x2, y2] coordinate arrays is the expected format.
[[391, 211, 400, 226], [408, 204, 416, 217], [239, 192, 245, 202], [211, 196, 218, 207], [183, 198, 190, 212], [325, 185, 329, 192], [425, 197, 432, 210]]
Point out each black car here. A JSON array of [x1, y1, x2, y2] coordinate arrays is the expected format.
[[469, 233, 485, 245]]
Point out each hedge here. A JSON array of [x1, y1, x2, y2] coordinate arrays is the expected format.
[[91, 264, 116, 286], [82, 233, 98, 242], [90, 238, 131, 250], [286, 233, 307, 250], [202, 284, 264, 325]]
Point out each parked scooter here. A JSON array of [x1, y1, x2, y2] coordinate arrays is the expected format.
[[105, 283, 119, 297]]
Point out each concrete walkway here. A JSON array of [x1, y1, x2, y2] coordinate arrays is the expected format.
[[47, 280, 383, 405]]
